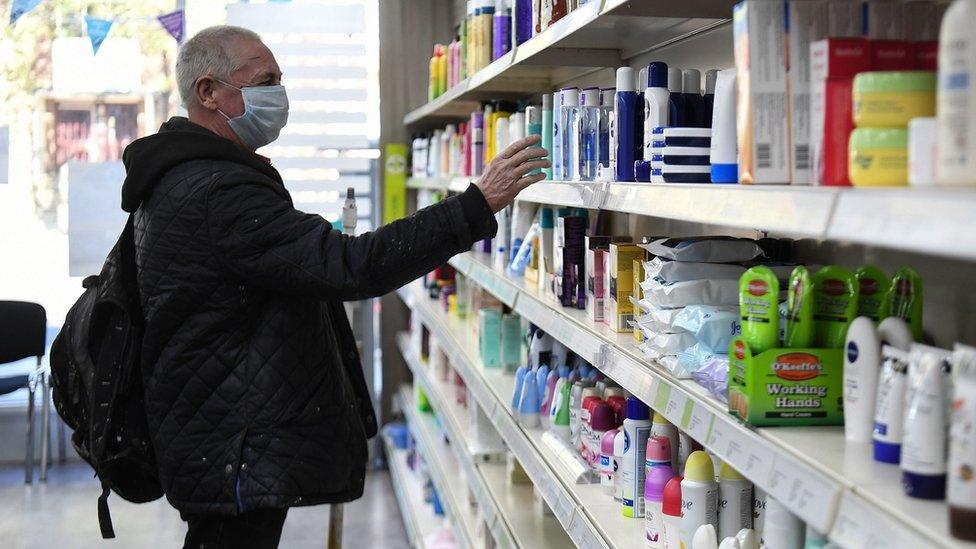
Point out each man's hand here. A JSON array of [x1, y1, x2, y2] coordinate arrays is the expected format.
[[476, 135, 550, 213]]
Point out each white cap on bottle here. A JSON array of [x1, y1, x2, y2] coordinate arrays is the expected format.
[[560, 87, 580, 107], [668, 67, 682, 93], [682, 69, 701, 94], [581, 87, 600, 107], [615, 67, 636, 92], [638, 66, 648, 90], [705, 69, 718, 94]]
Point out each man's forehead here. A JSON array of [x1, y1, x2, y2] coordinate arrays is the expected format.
[[231, 39, 280, 76]]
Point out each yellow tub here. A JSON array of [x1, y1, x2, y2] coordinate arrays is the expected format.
[[849, 128, 909, 187], [853, 71, 936, 128]]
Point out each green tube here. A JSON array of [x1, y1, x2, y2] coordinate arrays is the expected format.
[[885, 267, 923, 341], [785, 266, 814, 348], [740, 266, 780, 354], [855, 265, 890, 322], [812, 266, 859, 348]]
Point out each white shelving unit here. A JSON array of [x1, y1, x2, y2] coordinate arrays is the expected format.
[[398, 333, 574, 549], [395, 255, 975, 549], [399, 386, 484, 549], [384, 433, 443, 549]]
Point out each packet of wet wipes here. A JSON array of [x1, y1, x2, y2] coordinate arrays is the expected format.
[[640, 278, 740, 308], [644, 257, 746, 284], [641, 236, 764, 263], [672, 305, 740, 352]]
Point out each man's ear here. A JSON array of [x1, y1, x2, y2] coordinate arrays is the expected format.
[[195, 76, 218, 111]]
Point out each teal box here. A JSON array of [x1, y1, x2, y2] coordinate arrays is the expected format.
[[501, 313, 522, 373], [479, 309, 502, 368]]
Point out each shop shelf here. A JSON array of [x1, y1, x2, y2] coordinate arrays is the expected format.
[[393, 252, 976, 548], [383, 433, 443, 549]]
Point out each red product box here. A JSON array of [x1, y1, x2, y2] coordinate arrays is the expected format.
[[810, 38, 871, 186], [912, 41, 939, 71], [870, 39, 912, 70]]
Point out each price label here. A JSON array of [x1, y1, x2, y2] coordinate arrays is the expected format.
[[684, 403, 712, 443], [767, 454, 839, 532], [705, 417, 731, 455], [566, 508, 609, 549], [663, 391, 686, 426], [654, 383, 671, 412]]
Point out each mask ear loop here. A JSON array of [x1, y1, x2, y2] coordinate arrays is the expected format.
[[213, 78, 242, 121]]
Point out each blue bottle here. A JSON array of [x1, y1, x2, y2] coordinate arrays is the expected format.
[[682, 69, 705, 128], [578, 87, 601, 181], [668, 67, 685, 127], [614, 68, 639, 182]]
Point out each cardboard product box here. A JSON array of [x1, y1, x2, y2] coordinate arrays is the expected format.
[[912, 41, 938, 71], [633, 258, 646, 344], [810, 38, 871, 186], [870, 39, 912, 70], [734, 0, 791, 184], [604, 243, 644, 333], [787, 0, 828, 185], [863, 0, 905, 40], [728, 337, 844, 426], [560, 216, 587, 309], [553, 216, 567, 302], [585, 235, 611, 323], [826, 0, 863, 38]]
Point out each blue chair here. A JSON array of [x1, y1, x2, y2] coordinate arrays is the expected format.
[[0, 300, 63, 482]]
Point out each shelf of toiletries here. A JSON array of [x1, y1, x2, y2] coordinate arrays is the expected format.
[[408, 0, 731, 126], [397, 332, 575, 549], [406, 179, 976, 261], [383, 432, 444, 549], [401, 253, 974, 549], [399, 385, 485, 549]]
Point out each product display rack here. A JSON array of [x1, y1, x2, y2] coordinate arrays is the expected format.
[[395, 255, 975, 549], [383, 432, 443, 549], [403, 0, 733, 128], [397, 333, 574, 549], [398, 386, 484, 549]]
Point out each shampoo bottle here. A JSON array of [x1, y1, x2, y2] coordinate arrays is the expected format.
[[902, 344, 952, 499], [645, 465, 676, 549], [622, 397, 654, 517], [873, 345, 911, 463], [812, 266, 858, 349], [843, 317, 882, 442], [949, 344, 976, 540], [614, 68, 640, 182], [740, 266, 780, 354], [718, 463, 753, 539], [542, 93, 554, 179], [662, 476, 684, 549], [680, 451, 719, 549], [785, 266, 814, 348]]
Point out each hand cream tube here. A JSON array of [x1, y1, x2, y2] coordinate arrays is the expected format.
[[812, 266, 858, 349], [902, 344, 952, 499], [710, 69, 738, 183], [844, 317, 882, 443], [855, 265, 890, 322], [949, 344, 976, 540], [873, 345, 910, 463], [739, 266, 780, 354], [784, 266, 814, 348]]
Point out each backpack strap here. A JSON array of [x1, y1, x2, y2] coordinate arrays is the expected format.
[[97, 480, 116, 538]]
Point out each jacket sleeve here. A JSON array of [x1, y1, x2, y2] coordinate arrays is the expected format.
[[205, 176, 497, 301]]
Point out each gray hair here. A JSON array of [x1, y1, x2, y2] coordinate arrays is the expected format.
[[176, 25, 262, 106]]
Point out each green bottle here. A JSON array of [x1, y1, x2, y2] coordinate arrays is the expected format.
[[812, 266, 859, 348], [855, 265, 890, 322], [739, 266, 780, 354], [785, 266, 814, 348]]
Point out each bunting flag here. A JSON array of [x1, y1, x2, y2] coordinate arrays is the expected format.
[[9, 0, 42, 25], [85, 16, 113, 54], [157, 10, 185, 44]]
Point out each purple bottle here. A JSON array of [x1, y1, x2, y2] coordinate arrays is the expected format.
[[515, 0, 533, 45], [492, 0, 512, 60]]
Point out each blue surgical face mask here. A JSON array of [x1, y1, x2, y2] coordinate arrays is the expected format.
[[216, 79, 289, 150]]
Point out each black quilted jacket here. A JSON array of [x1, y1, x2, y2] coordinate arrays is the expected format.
[[121, 117, 496, 515]]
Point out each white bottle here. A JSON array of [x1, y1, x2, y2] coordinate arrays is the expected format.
[[614, 428, 626, 501], [763, 495, 804, 549], [692, 524, 719, 549], [643, 62, 671, 163], [718, 463, 753, 540], [622, 397, 653, 517], [949, 344, 976, 536], [736, 529, 761, 549], [878, 316, 913, 351], [680, 451, 719, 549], [843, 317, 882, 443], [937, 0, 976, 186], [752, 488, 767, 541]]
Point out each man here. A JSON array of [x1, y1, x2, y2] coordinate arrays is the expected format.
[[120, 25, 547, 548]]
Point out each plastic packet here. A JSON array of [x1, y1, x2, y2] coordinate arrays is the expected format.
[[638, 328, 697, 354], [640, 277, 740, 308], [632, 302, 685, 333], [641, 236, 764, 263], [691, 356, 730, 404], [677, 342, 727, 372], [644, 257, 746, 284], [672, 305, 740, 352]]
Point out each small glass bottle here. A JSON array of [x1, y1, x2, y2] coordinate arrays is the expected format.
[[578, 87, 601, 181]]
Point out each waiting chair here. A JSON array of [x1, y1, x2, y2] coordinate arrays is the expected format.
[[0, 300, 64, 483]]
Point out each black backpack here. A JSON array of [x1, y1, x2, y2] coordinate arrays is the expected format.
[[49, 215, 163, 539]]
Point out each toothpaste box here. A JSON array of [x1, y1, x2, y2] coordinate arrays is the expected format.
[[826, 0, 863, 38], [734, 0, 791, 184], [787, 0, 828, 185], [863, 0, 905, 40], [810, 38, 870, 186], [728, 337, 844, 426], [604, 243, 643, 333], [585, 235, 611, 323]]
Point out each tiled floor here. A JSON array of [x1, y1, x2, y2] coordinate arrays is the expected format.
[[0, 462, 409, 549]]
